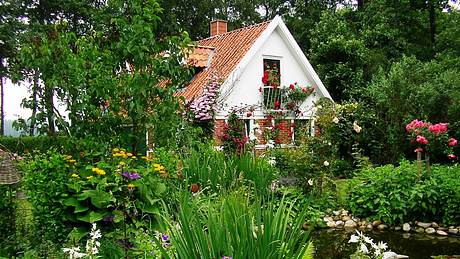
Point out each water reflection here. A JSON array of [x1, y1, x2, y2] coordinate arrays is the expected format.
[[313, 228, 460, 259]]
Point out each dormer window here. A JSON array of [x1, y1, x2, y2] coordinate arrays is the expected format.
[[262, 58, 282, 109]]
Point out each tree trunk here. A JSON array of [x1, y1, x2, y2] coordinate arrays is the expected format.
[[44, 83, 55, 135], [416, 151, 422, 181], [29, 71, 39, 136], [0, 58, 4, 136]]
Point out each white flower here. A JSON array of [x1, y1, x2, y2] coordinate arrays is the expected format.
[[353, 121, 362, 133], [307, 179, 314, 186], [214, 146, 224, 151], [270, 180, 279, 191], [359, 243, 369, 254], [323, 161, 330, 166], [348, 234, 359, 243], [268, 157, 276, 166], [63, 247, 87, 259], [377, 241, 388, 251], [316, 105, 323, 110], [363, 235, 373, 245], [332, 117, 339, 123], [249, 133, 257, 141]]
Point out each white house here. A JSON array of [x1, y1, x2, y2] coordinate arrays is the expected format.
[[180, 15, 332, 147]]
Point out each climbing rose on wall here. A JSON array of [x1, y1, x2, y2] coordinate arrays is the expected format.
[[190, 76, 221, 121]]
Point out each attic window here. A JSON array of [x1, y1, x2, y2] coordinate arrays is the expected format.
[[262, 59, 282, 110]]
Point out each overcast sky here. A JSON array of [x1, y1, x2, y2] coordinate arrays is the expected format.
[[3, 78, 31, 121]]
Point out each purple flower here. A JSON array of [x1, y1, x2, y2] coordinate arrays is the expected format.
[[222, 257, 232, 259], [162, 234, 169, 241], [122, 172, 141, 180], [103, 215, 115, 222]]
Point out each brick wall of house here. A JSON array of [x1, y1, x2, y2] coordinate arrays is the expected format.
[[213, 118, 295, 146], [213, 119, 226, 145]]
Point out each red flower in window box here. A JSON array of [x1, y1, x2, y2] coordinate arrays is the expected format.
[[274, 101, 280, 109]]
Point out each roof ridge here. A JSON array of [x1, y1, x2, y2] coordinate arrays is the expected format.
[[199, 20, 271, 42]]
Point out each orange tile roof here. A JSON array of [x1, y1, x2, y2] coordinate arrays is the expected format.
[[180, 21, 270, 101], [187, 45, 214, 68]]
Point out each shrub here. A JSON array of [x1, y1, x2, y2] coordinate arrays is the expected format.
[[20, 151, 74, 245], [348, 161, 460, 225], [19, 147, 170, 252], [0, 186, 16, 257]]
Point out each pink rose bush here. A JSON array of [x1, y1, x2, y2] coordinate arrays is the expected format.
[[406, 119, 457, 160]]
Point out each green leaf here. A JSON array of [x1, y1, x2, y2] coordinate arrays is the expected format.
[[77, 211, 105, 223]]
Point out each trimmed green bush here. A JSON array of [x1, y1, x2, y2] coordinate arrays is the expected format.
[[348, 161, 460, 225]]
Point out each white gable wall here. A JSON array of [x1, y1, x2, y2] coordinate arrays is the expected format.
[[215, 27, 318, 119]]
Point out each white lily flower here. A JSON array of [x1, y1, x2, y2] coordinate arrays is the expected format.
[[307, 179, 314, 186], [348, 234, 359, 243], [332, 117, 339, 123], [359, 243, 369, 254], [323, 161, 330, 166]]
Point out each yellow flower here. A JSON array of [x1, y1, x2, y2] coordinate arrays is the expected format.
[[113, 148, 120, 153], [127, 183, 135, 189], [131, 156, 137, 160], [119, 161, 126, 166], [86, 176, 93, 180], [126, 152, 133, 157], [68, 159, 76, 164], [92, 167, 106, 176], [65, 155, 72, 160], [71, 174, 79, 178]]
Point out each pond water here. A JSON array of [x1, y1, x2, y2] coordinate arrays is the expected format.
[[313, 229, 460, 259]]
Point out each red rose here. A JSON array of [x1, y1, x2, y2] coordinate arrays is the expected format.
[[289, 84, 295, 90]]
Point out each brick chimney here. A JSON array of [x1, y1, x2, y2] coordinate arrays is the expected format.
[[210, 20, 227, 37]]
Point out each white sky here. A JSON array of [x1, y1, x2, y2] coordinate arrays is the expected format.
[[3, 78, 67, 121], [3, 78, 31, 120]]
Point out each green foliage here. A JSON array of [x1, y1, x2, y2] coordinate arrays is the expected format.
[[366, 55, 460, 163], [182, 144, 277, 195], [20, 151, 74, 244], [166, 192, 312, 259], [309, 10, 367, 101], [348, 161, 460, 225], [0, 186, 16, 257]]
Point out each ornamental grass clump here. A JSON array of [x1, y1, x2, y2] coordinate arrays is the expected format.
[[165, 193, 313, 259]]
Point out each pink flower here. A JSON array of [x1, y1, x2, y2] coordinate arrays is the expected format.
[[416, 135, 429, 145], [448, 154, 456, 159], [414, 148, 424, 153], [448, 138, 458, 147], [246, 112, 252, 117], [405, 124, 413, 132], [429, 123, 448, 134], [274, 101, 280, 109]]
